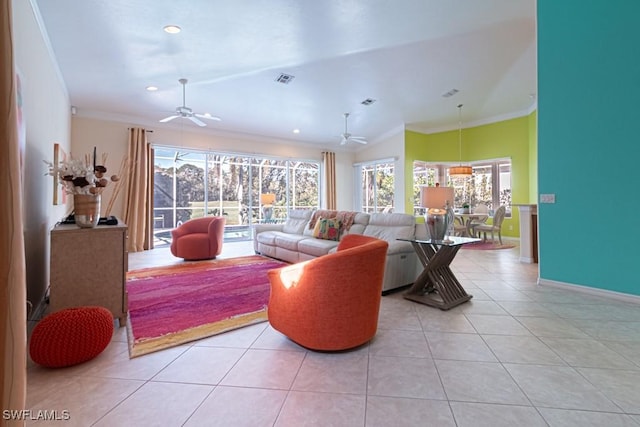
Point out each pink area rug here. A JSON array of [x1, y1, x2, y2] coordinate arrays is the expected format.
[[126, 255, 287, 358], [461, 240, 516, 250]]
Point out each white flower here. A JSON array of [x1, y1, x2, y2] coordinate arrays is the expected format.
[[45, 152, 114, 195]]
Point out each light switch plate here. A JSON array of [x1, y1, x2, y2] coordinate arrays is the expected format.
[[540, 194, 555, 204]]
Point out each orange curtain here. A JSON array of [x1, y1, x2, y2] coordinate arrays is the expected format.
[[322, 151, 336, 210], [123, 128, 153, 252], [0, 0, 27, 419]]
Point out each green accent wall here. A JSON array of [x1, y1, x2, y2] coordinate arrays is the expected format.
[[405, 114, 535, 239], [538, 1, 640, 296]]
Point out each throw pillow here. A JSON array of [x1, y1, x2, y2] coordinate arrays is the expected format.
[[312, 217, 342, 241]]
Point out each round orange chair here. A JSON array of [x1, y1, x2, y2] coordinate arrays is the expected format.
[[267, 234, 388, 351], [170, 216, 226, 260]]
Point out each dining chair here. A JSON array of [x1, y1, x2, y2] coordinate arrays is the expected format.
[[473, 205, 506, 244], [452, 216, 467, 236], [468, 203, 489, 237]]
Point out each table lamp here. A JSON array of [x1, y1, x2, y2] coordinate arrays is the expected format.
[[260, 193, 276, 220], [420, 186, 454, 241]]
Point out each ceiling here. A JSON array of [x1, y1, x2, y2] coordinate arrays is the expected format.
[[34, 0, 537, 149]]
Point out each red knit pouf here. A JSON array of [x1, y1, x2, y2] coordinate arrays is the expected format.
[[30, 306, 114, 368]]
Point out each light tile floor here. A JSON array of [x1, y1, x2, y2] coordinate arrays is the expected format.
[[26, 241, 640, 426]]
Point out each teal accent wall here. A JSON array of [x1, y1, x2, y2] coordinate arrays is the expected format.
[[528, 111, 538, 202], [405, 114, 534, 239], [538, 1, 640, 295]]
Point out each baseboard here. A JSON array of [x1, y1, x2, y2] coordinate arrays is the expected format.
[[538, 278, 640, 305]]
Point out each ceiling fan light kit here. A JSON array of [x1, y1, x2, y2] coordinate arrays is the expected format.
[[159, 78, 221, 127]]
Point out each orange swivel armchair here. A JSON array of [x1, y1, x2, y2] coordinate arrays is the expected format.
[[267, 234, 388, 351], [170, 216, 226, 261]]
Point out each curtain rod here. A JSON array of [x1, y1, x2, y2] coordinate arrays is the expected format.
[[127, 127, 153, 132]]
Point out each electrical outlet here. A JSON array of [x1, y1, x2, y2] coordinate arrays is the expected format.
[[509, 225, 513, 231], [540, 193, 556, 204]]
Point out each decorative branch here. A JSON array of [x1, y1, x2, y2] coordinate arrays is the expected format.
[[105, 155, 129, 216]]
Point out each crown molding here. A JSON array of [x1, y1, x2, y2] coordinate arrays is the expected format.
[[406, 108, 535, 135], [28, 0, 68, 100]]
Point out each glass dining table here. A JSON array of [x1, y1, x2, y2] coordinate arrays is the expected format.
[[454, 212, 489, 237]]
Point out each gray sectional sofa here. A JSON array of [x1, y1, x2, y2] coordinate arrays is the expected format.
[[253, 209, 423, 293]]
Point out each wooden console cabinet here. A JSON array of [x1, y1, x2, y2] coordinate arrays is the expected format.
[[50, 219, 128, 327]]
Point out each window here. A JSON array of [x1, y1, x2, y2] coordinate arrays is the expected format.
[[153, 147, 320, 244], [413, 159, 511, 216], [356, 160, 395, 213]]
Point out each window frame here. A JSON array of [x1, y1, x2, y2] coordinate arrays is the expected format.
[[413, 158, 511, 217], [354, 157, 396, 213], [152, 145, 321, 232]]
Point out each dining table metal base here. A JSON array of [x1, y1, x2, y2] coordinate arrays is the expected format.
[[403, 240, 474, 310]]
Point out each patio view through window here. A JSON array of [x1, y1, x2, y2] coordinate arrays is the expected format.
[[153, 147, 320, 245], [412, 159, 512, 216], [358, 160, 395, 213]]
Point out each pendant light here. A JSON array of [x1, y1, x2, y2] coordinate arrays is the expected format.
[[450, 104, 473, 177]]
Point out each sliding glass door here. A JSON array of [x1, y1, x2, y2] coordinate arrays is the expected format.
[[153, 147, 320, 244]]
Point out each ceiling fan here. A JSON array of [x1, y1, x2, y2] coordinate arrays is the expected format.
[[340, 113, 367, 145], [159, 78, 221, 127]]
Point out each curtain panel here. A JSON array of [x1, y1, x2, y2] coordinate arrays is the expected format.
[[322, 151, 336, 210], [0, 0, 27, 419], [123, 128, 153, 252]]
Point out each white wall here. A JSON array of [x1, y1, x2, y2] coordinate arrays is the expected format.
[[71, 116, 358, 217], [13, 0, 71, 307]]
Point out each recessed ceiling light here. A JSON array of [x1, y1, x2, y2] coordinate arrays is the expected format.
[[292, 129, 300, 134], [145, 86, 158, 91], [163, 25, 181, 34]]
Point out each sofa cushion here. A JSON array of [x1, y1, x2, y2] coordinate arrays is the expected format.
[[387, 240, 415, 255], [282, 209, 313, 234], [343, 212, 370, 236], [256, 230, 278, 245], [274, 233, 308, 251], [298, 237, 340, 257], [363, 213, 416, 241], [312, 218, 342, 241]]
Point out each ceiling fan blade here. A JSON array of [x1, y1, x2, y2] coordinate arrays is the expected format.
[[352, 138, 368, 145], [159, 115, 179, 123], [188, 116, 207, 127], [195, 113, 221, 121]]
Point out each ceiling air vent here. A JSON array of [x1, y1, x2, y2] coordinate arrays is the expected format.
[[442, 88, 459, 98], [275, 73, 295, 84], [361, 98, 376, 106]]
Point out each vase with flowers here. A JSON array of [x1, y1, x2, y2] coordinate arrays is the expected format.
[[46, 149, 120, 228]]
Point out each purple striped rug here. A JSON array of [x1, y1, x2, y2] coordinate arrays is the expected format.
[[126, 255, 287, 357]]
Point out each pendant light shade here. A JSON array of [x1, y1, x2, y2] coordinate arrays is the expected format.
[[450, 165, 473, 176], [451, 104, 472, 178]]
